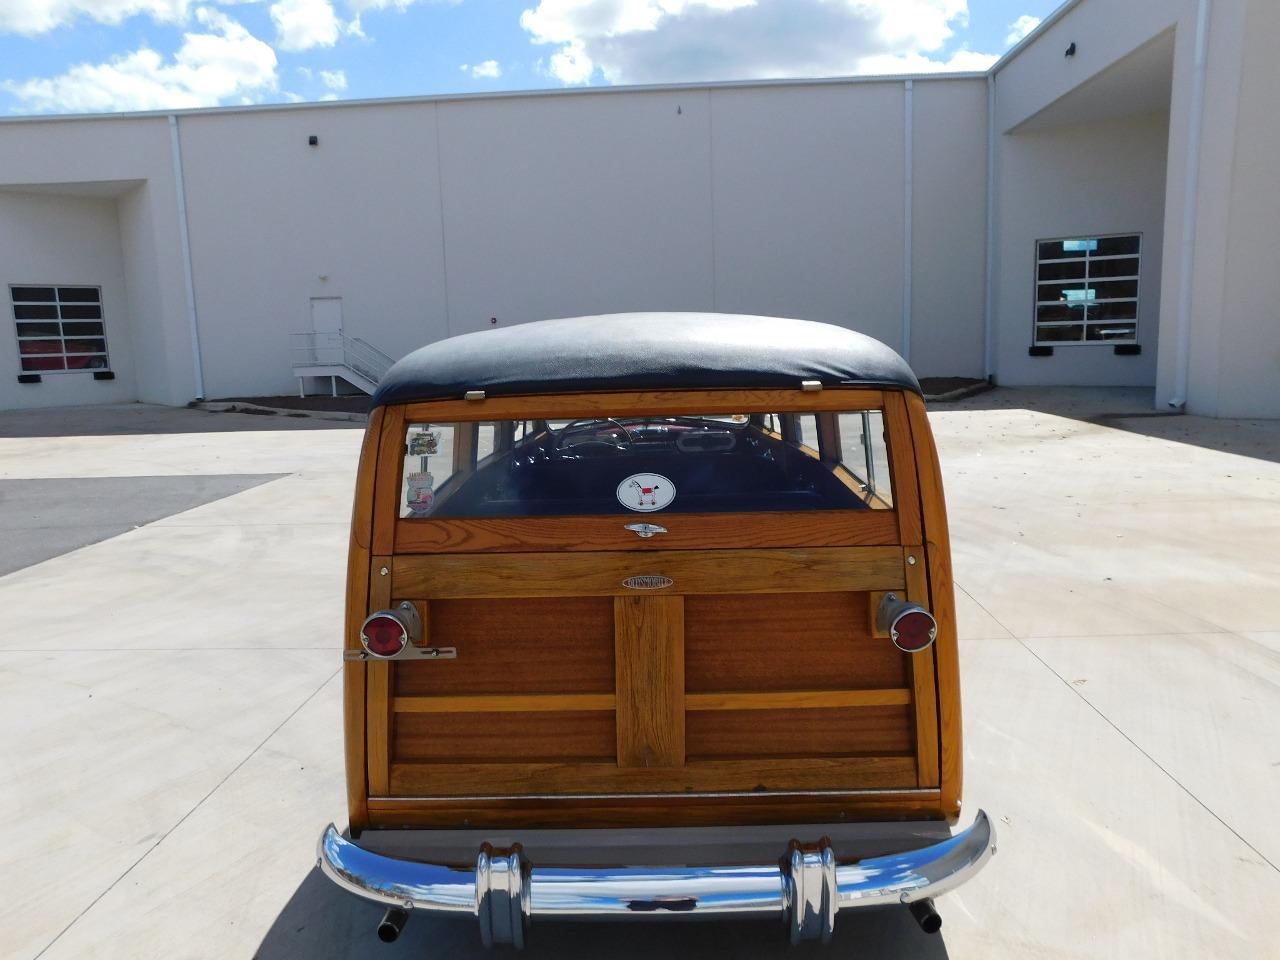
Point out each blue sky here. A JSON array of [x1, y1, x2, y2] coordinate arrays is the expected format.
[[0, 1, 1063, 115]]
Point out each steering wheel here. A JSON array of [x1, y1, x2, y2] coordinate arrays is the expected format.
[[555, 418, 635, 452]]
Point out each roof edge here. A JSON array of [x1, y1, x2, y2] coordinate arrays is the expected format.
[[990, 0, 1086, 76], [0, 71, 987, 126]]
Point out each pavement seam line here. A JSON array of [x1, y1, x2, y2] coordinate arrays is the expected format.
[[1017, 639, 1280, 876], [959, 582, 1279, 874], [32, 665, 342, 960]]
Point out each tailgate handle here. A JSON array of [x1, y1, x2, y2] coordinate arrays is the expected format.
[[624, 522, 667, 539]]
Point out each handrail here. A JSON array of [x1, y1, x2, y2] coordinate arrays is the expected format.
[[291, 331, 395, 386]]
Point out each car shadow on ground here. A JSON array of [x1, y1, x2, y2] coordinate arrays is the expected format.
[[254, 867, 951, 960]]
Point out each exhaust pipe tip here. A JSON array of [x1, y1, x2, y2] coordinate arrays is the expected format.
[[377, 906, 410, 943], [908, 897, 942, 935]]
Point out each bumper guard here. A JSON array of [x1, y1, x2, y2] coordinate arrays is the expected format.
[[317, 810, 995, 947]]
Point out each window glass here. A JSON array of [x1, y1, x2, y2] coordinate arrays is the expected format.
[[10, 285, 110, 373], [1033, 235, 1140, 346], [402, 423, 455, 516], [837, 411, 893, 507], [400, 411, 895, 518]]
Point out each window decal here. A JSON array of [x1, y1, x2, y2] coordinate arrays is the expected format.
[[617, 473, 675, 513]]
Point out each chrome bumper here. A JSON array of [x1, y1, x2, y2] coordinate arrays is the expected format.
[[317, 810, 995, 947]]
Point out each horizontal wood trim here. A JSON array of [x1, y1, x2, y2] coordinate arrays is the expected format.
[[399, 388, 888, 424], [394, 509, 899, 554], [391, 547, 905, 599], [365, 792, 946, 829], [394, 693, 616, 713], [686, 688, 911, 711], [388, 756, 916, 797], [393, 691, 910, 714]]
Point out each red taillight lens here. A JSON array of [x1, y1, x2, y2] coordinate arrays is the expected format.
[[891, 610, 938, 653], [361, 614, 407, 658]]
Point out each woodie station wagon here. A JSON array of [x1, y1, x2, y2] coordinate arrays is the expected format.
[[318, 313, 995, 948]]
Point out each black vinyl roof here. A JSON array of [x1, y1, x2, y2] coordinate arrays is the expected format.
[[371, 313, 920, 407]]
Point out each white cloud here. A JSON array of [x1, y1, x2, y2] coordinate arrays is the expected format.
[[0, 0, 190, 34], [859, 48, 996, 75], [1005, 14, 1040, 47], [461, 59, 502, 79], [520, 0, 991, 85], [319, 67, 347, 89], [4, 7, 278, 112], [271, 0, 341, 50]]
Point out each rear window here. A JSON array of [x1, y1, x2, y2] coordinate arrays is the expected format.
[[401, 411, 893, 519]]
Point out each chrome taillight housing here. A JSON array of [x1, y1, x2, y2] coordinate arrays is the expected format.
[[876, 593, 938, 653], [359, 603, 422, 659]]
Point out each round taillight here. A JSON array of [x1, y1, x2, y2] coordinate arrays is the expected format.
[[891, 610, 938, 653], [361, 613, 407, 658]]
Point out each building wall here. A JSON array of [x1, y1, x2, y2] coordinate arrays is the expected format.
[[0, 191, 137, 408], [993, 112, 1169, 385], [1210, 0, 1280, 417], [173, 78, 988, 400], [909, 79, 989, 376], [178, 102, 451, 399], [0, 115, 198, 406]]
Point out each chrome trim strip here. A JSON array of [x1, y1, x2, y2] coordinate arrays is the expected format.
[[317, 810, 994, 936], [368, 787, 940, 802]]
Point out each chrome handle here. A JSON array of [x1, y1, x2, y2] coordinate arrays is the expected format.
[[624, 522, 667, 539]]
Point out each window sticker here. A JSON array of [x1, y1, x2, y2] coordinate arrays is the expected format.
[[617, 473, 675, 513], [405, 428, 440, 515], [408, 430, 439, 457]]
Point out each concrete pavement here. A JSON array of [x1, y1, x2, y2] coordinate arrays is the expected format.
[[1, 394, 1277, 959]]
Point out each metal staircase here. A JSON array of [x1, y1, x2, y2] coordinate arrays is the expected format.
[[292, 332, 395, 397]]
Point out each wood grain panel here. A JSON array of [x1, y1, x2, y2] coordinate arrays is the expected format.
[[684, 592, 908, 692], [395, 597, 615, 695], [904, 554, 941, 788], [371, 405, 405, 556], [883, 391, 924, 547], [905, 392, 962, 817], [365, 554, 393, 796], [686, 705, 913, 760], [614, 595, 684, 768], [388, 756, 917, 797], [394, 510, 899, 554], [400, 387, 886, 425], [391, 548, 905, 599], [393, 711, 616, 763], [366, 792, 945, 829], [343, 406, 383, 832]]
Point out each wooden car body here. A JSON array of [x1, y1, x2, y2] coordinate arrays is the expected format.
[[321, 313, 992, 947]]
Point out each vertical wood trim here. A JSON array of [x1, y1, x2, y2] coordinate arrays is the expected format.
[[883, 391, 923, 547], [904, 393, 962, 816], [904, 554, 940, 787], [343, 407, 383, 832], [614, 595, 685, 768], [372, 405, 406, 556], [366, 555, 394, 796]]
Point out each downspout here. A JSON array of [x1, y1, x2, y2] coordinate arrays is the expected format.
[[982, 73, 997, 381], [168, 114, 205, 401], [1169, 0, 1212, 410], [901, 79, 913, 364]]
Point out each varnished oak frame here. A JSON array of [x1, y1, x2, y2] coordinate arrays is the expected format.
[[345, 387, 962, 831]]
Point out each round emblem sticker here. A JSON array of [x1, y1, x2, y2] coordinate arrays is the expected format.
[[617, 473, 675, 513]]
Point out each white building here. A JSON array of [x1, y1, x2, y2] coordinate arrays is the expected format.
[[1, 0, 1276, 417]]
